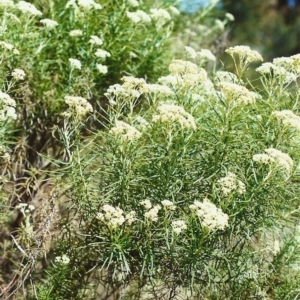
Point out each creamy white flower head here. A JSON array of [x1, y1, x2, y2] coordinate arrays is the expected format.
[[0, 91, 16, 107], [225, 13, 234, 21], [69, 29, 83, 37], [125, 211, 136, 225], [158, 75, 181, 87], [152, 103, 196, 130], [150, 8, 171, 22], [218, 81, 258, 105], [97, 205, 126, 229], [64, 95, 93, 118], [127, 0, 139, 7], [0, 0, 15, 7], [126, 11, 140, 23], [272, 110, 300, 131], [225, 45, 263, 63], [161, 200, 176, 210], [126, 10, 151, 23], [253, 148, 293, 175], [96, 64, 108, 74], [197, 49, 216, 62], [217, 172, 246, 196], [171, 220, 187, 235], [140, 83, 174, 96], [185, 46, 197, 59], [16, 1, 42, 16], [122, 76, 146, 91], [69, 58, 81, 70], [40, 19, 58, 29], [256, 62, 296, 83], [144, 205, 161, 222], [134, 116, 150, 131], [169, 59, 198, 75], [12, 69, 26, 80], [109, 120, 141, 141], [89, 35, 103, 45], [215, 19, 225, 31], [77, 0, 102, 10], [140, 199, 152, 210], [0, 91, 17, 121], [0, 41, 14, 51], [95, 49, 111, 58], [104, 84, 126, 99], [55, 254, 70, 265], [190, 198, 229, 231]]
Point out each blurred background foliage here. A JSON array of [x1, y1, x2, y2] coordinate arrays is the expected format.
[[178, 0, 300, 61]]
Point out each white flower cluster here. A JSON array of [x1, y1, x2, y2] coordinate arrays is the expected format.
[[126, 10, 151, 24], [0, 91, 17, 121], [197, 49, 216, 62], [169, 59, 199, 75], [150, 8, 171, 28], [89, 35, 103, 46], [273, 54, 300, 75], [96, 64, 108, 74], [0, 0, 15, 8], [152, 103, 196, 130], [141, 200, 161, 222], [161, 200, 176, 210], [134, 116, 150, 131], [69, 29, 83, 37], [272, 110, 300, 131], [55, 254, 70, 265], [64, 95, 93, 118], [0, 41, 19, 55], [190, 198, 229, 230], [96, 204, 136, 228], [253, 148, 293, 175], [109, 120, 141, 141], [66, 0, 102, 10], [95, 49, 111, 59], [128, 0, 139, 7], [140, 83, 174, 97], [40, 19, 59, 29], [69, 58, 81, 70], [184, 46, 197, 60], [225, 45, 263, 64], [171, 220, 187, 235], [163, 60, 208, 90], [217, 172, 246, 196], [218, 81, 259, 105], [184, 47, 216, 62], [256, 62, 296, 83], [122, 76, 146, 91], [16, 1, 42, 16], [12, 69, 25, 80]]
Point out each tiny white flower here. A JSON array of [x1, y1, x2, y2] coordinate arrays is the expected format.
[[40, 19, 59, 29], [69, 58, 81, 70], [69, 29, 83, 37], [89, 35, 103, 45]]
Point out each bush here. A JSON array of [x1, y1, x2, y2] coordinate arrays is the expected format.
[[1, 1, 300, 299]]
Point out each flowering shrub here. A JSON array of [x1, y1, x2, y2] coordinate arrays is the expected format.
[[1, 1, 300, 300]]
